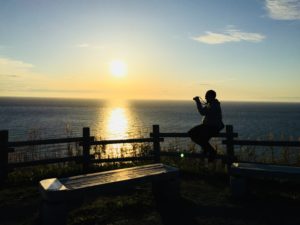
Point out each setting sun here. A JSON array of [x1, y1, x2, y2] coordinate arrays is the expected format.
[[109, 60, 127, 77]]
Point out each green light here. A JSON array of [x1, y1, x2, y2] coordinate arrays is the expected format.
[[180, 153, 184, 158]]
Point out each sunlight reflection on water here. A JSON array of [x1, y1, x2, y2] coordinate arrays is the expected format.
[[96, 100, 133, 139], [105, 107, 128, 139], [95, 100, 139, 158]]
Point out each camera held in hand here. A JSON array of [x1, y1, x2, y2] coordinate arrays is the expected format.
[[193, 96, 200, 101]]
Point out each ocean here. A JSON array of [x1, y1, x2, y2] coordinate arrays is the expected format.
[[1, 97, 300, 162], [1, 97, 300, 141]]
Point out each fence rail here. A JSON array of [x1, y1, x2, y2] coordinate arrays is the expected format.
[[92, 137, 164, 145], [1, 124, 300, 183], [150, 132, 238, 138], [223, 140, 300, 147], [8, 156, 82, 168], [7, 137, 93, 147]]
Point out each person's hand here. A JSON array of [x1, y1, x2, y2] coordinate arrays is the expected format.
[[193, 96, 200, 101]]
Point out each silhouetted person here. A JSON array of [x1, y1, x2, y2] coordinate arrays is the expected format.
[[188, 90, 224, 160]]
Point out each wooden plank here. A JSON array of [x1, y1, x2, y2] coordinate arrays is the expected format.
[[82, 127, 91, 172], [223, 140, 300, 147], [8, 137, 94, 147], [8, 155, 155, 169], [8, 156, 82, 168], [152, 125, 161, 163], [62, 163, 177, 190], [9, 137, 161, 148], [150, 132, 238, 138], [40, 163, 178, 194], [90, 156, 154, 163], [230, 162, 300, 180], [160, 151, 225, 159], [150, 132, 189, 138], [225, 125, 235, 169], [91, 137, 164, 145], [0, 130, 9, 183]]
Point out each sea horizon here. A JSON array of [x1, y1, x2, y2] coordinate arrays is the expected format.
[[1, 96, 300, 104]]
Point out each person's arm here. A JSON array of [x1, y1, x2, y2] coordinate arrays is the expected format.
[[193, 96, 207, 115]]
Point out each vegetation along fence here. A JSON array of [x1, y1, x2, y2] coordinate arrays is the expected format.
[[1, 124, 300, 183]]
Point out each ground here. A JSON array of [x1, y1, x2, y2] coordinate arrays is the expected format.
[[1, 163, 300, 225]]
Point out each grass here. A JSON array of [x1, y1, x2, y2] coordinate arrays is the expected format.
[[2, 158, 300, 225], [3, 129, 300, 225]]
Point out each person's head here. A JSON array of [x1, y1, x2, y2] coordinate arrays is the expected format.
[[205, 90, 216, 103]]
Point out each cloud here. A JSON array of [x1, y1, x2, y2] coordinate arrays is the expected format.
[[0, 57, 34, 88], [0, 57, 34, 69], [76, 43, 90, 48], [27, 88, 101, 93], [75, 43, 104, 49], [265, 0, 300, 20], [0, 57, 41, 94], [192, 28, 266, 45], [0, 74, 21, 78]]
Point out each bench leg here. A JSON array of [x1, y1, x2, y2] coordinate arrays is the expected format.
[[40, 200, 67, 225], [230, 176, 247, 198], [152, 178, 181, 224], [152, 178, 180, 201]]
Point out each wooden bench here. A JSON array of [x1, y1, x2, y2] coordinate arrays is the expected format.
[[39, 163, 179, 225], [230, 162, 300, 197]]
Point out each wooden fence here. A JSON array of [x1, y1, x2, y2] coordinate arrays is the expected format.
[[1, 124, 300, 183]]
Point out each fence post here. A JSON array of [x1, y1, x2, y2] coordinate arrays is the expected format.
[[225, 125, 235, 171], [82, 127, 91, 173], [152, 125, 161, 163], [0, 130, 9, 184]]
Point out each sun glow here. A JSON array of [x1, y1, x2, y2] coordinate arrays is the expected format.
[[109, 60, 127, 77]]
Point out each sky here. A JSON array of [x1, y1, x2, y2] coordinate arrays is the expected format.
[[0, 0, 300, 102]]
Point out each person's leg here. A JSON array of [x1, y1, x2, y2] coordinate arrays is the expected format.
[[189, 125, 210, 155], [206, 143, 217, 161], [188, 125, 202, 145], [197, 125, 219, 160], [189, 125, 220, 159], [205, 127, 220, 160]]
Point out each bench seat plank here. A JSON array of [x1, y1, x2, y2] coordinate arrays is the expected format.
[[40, 163, 178, 200], [231, 162, 300, 180]]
